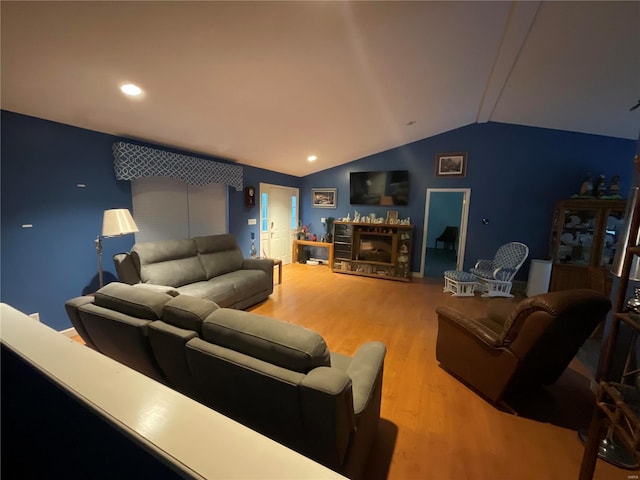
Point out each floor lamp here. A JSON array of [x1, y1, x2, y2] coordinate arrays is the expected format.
[[95, 209, 139, 288]]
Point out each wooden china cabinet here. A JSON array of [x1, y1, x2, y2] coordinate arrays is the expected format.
[[548, 198, 627, 293]]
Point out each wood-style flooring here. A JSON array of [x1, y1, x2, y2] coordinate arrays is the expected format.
[[247, 263, 623, 480], [71, 263, 625, 479]]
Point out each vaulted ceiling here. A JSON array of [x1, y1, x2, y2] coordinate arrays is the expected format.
[[1, 1, 638, 177]]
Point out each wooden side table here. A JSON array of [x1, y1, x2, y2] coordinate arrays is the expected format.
[[292, 240, 334, 268], [273, 258, 282, 285]]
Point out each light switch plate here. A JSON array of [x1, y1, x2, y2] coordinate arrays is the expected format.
[[248, 218, 257, 225]]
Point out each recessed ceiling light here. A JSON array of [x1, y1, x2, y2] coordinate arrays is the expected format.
[[120, 83, 142, 96], [307, 155, 318, 162]]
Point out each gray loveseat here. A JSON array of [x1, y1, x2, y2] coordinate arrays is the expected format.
[[113, 234, 273, 309], [65, 282, 386, 479]]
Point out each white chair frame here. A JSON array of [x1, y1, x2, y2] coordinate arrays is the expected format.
[[471, 242, 529, 298]]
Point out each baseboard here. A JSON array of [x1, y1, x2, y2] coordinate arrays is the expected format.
[[59, 327, 78, 338]]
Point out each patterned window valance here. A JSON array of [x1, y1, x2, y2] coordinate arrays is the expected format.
[[113, 142, 243, 191]]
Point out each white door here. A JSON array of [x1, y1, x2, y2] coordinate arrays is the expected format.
[[260, 183, 298, 264]]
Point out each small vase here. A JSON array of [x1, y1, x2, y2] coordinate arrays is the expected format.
[[250, 240, 257, 258]]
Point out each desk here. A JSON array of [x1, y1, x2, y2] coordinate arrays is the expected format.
[[292, 240, 334, 268]]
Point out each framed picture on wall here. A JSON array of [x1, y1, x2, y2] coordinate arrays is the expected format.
[[312, 188, 337, 208], [435, 152, 467, 177]]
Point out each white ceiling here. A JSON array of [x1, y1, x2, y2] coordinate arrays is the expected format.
[[1, 1, 638, 177]]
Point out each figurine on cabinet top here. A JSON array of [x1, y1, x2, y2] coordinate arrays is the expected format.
[[594, 174, 606, 198], [609, 175, 620, 196], [579, 174, 593, 196]]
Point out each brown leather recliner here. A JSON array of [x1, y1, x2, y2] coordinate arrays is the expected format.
[[435, 289, 611, 403]]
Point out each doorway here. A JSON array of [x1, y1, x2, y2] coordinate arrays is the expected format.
[[259, 183, 299, 264], [419, 188, 471, 278]]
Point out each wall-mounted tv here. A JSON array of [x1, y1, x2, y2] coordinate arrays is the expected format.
[[349, 170, 409, 206]]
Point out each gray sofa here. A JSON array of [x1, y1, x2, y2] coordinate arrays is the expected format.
[[65, 282, 386, 479], [113, 234, 273, 310]]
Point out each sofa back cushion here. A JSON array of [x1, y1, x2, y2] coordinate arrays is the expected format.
[[162, 295, 219, 334], [132, 238, 206, 287], [93, 282, 172, 320], [194, 235, 244, 279], [202, 309, 331, 373]]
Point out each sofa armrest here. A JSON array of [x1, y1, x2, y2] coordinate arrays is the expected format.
[[242, 258, 274, 287], [493, 267, 516, 281], [113, 253, 141, 285], [65, 295, 94, 310], [435, 307, 502, 348], [242, 257, 274, 273], [300, 367, 355, 468], [474, 259, 493, 270], [303, 366, 352, 395], [345, 341, 386, 415], [436, 306, 518, 402], [64, 296, 98, 349]]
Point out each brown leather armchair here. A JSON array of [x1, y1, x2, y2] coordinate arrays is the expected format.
[[435, 289, 611, 403]]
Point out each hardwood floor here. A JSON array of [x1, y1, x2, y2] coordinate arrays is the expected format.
[[248, 263, 623, 480]]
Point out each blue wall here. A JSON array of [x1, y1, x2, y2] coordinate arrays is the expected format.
[[301, 122, 636, 274], [1, 111, 300, 330], [1, 111, 636, 330]]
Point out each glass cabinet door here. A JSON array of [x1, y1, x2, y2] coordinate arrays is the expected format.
[[556, 208, 598, 265], [601, 208, 626, 267]]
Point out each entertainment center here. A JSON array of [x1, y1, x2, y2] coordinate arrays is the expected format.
[[332, 221, 413, 281]]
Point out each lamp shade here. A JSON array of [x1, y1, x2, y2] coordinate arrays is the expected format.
[[101, 209, 139, 237]]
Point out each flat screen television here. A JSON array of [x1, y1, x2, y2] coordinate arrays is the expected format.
[[349, 170, 409, 206]]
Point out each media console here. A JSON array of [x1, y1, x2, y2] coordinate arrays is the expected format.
[[332, 221, 413, 282]]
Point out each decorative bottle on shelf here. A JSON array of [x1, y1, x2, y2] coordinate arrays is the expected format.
[[625, 287, 640, 319], [250, 232, 257, 258]]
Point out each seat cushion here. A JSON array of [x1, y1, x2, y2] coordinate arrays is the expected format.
[[93, 282, 172, 320], [176, 280, 238, 307], [221, 270, 271, 298], [444, 270, 477, 282], [202, 309, 331, 373]]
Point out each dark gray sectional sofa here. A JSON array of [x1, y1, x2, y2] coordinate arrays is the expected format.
[[65, 282, 386, 479], [113, 234, 273, 309]]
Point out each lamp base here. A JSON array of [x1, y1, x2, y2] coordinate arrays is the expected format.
[[578, 427, 639, 470]]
